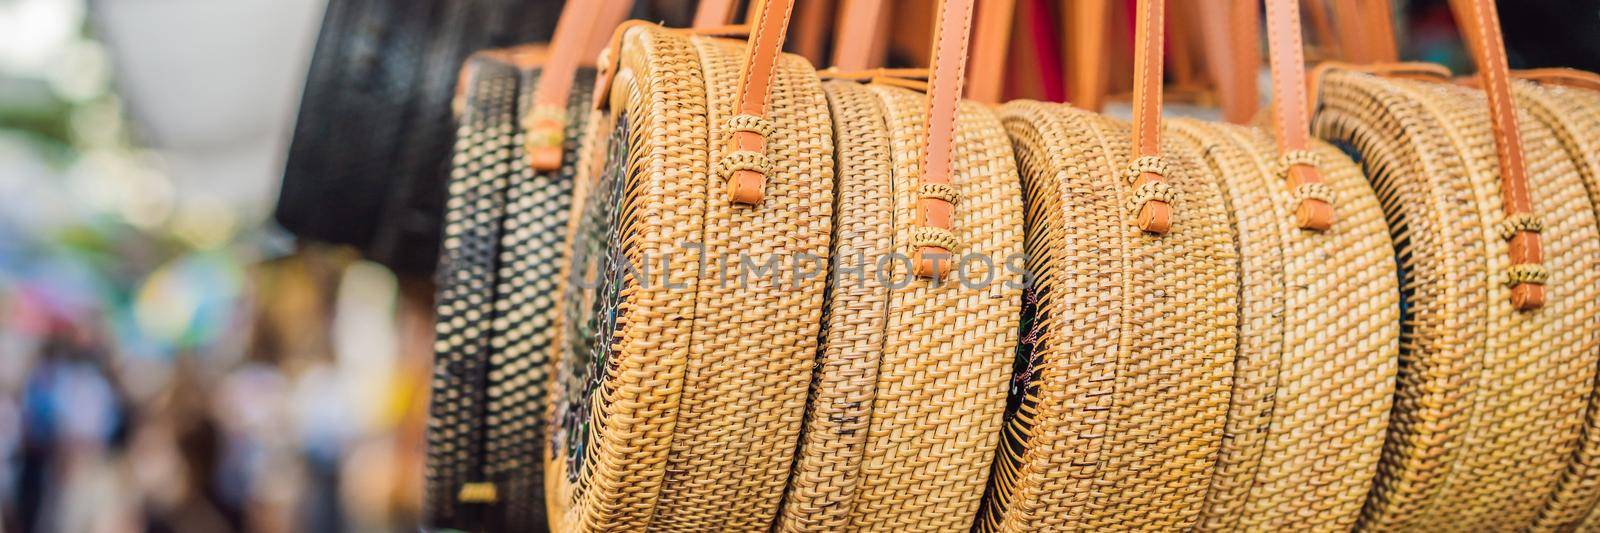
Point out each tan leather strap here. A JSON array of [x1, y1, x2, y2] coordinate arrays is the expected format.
[[790, 0, 834, 64], [524, 0, 617, 170], [723, 0, 797, 204], [1265, 0, 1334, 230], [911, 0, 977, 278], [964, 0, 1016, 103], [1449, 0, 1545, 310], [1358, 0, 1399, 62], [1065, 0, 1113, 112], [1129, 0, 1171, 234], [1513, 67, 1600, 91], [831, 0, 888, 70], [1199, 0, 1259, 124], [694, 0, 743, 28]]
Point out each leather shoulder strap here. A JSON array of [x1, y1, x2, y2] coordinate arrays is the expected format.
[[910, 0, 977, 277], [1449, 0, 1545, 310], [695, 0, 743, 28], [1265, 0, 1334, 230], [1514, 67, 1600, 91], [723, 0, 796, 204], [964, 0, 1016, 103], [525, 0, 633, 171], [1128, 0, 1171, 234], [832, 0, 889, 70]]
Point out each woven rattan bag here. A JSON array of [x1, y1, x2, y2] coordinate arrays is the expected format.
[[1165, 1, 1398, 530], [545, 2, 834, 529], [423, 2, 630, 530], [1500, 68, 1600, 530], [776, 1, 1023, 530], [1308, 0, 1600, 529], [976, 0, 1242, 529]]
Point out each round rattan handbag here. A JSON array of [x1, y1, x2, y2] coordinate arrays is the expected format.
[[1502, 68, 1600, 530], [776, 0, 1024, 530], [976, 0, 1243, 529], [545, 0, 835, 528], [423, 1, 630, 530], [1309, 0, 1600, 529], [1166, 1, 1398, 530]]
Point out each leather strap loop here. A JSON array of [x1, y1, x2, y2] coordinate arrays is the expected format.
[[832, 0, 890, 71], [911, 0, 977, 278], [525, 0, 634, 170], [1264, 0, 1335, 230], [1449, 0, 1546, 310], [1512, 67, 1600, 92], [965, 0, 1016, 103], [1129, 0, 1172, 234], [722, 0, 795, 205]]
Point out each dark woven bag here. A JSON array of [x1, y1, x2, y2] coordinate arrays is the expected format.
[[275, 0, 559, 276]]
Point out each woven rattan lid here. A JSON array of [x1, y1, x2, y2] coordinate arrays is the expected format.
[[979, 101, 1240, 532], [1314, 69, 1600, 530], [546, 26, 833, 530], [1169, 119, 1398, 531]]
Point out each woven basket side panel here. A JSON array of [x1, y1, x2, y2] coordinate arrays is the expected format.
[[1226, 127, 1399, 530], [1412, 79, 1597, 528], [843, 87, 1022, 531], [549, 25, 712, 531], [983, 102, 1238, 531], [778, 80, 895, 533], [1518, 83, 1600, 531], [1075, 113, 1237, 531], [1314, 71, 1485, 531], [426, 58, 520, 530], [1167, 119, 1285, 533], [649, 36, 834, 531], [1316, 70, 1600, 530], [982, 102, 1126, 532]]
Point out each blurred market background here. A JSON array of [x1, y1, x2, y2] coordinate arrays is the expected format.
[[0, 0, 1595, 531]]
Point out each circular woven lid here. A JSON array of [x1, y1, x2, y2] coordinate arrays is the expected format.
[[425, 59, 594, 532], [1169, 118, 1398, 531], [979, 101, 1239, 531], [1507, 80, 1600, 530], [1314, 69, 1600, 530]]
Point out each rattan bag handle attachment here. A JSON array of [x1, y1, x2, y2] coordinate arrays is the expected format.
[[1318, 0, 1549, 310], [522, 0, 632, 170], [1447, 0, 1548, 310], [815, 0, 979, 278], [1264, 0, 1335, 230], [1127, 0, 1173, 234]]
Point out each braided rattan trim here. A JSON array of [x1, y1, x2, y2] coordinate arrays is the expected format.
[[1278, 149, 1320, 174], [1125, 180, 1177, 214], [718, 149, 771, 179], [909, 226, 960, 251], [523, 104, 567, 147], [1295, 182, 1337, 205], [1124, 155, 1172, 183], [726, 113, 777, 137], [1496, 213, 1545, 240], [1505, 263, 1551, 285], [918, 182, 962, 204]]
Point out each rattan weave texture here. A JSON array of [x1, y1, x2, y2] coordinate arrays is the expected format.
[[1170, 119, 1399, 532], [546, 25, 834, 531], [978, 101, 1240, 532], [1313, 69, 1600, 531]]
